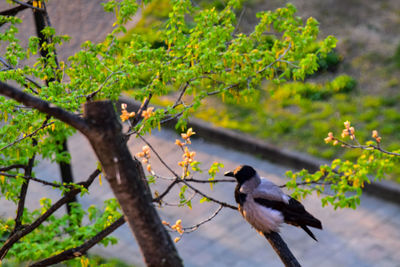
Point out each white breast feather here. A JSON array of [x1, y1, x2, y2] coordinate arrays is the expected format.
[[241, 196, 284, 234]]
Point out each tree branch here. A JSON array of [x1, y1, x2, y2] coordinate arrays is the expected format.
[[0, 164, 26, 171], [172, 82, 190, 109], [0, 169, 100, 260], [182, 205, 223, 233], [12, 141, 36, 233], [0, 2, 30, 17], [0, 81, 89, 135], [264, 232, 301, 267], [0, 117, 52, 152], [136, 135, 236, 209], [185, 177, 236, 183], [0, 56, 42, 93], [153, 179, 179, 203], [137, 134, 180, 178], [0, 172, 65, 188], [85, 71, 123, 102], [0, 189, 80, 259], [128, 94, 153, 130], [11, 0, 44, 12], [182, 180, 237, 210], [160, 189, 196, 207], [335, 137, 400, 157], [29, 216, 125, 266]]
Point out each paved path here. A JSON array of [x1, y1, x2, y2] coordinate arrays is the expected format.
[[5, 129, 397, 267]]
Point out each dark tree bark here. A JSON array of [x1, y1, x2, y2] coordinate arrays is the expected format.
[[0, 82, 183, 266], [33, 5, 76, 214], [82, 101, 183, 267], [0, 2, 30, 17], [13, 140, 36, 233], [57, 140, 78, 214], [32, 7, 47, 58]]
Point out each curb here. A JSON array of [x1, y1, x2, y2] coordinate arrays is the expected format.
[[120, 97, 400, 205]]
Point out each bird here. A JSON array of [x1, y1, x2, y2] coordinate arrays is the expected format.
[[224, 165, 322, 241]]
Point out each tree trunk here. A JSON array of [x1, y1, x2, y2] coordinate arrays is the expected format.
[[82, 101, 183, 267]]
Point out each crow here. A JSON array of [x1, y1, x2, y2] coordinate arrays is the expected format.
[[225, 165, 322, 241]]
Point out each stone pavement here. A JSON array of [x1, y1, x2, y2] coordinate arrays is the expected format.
[[4, 129, 397, 267]]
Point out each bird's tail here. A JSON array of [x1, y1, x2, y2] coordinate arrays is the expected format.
[[302, 213, 322, 230], [301, 225, 318, 241], [297, 212, 322, 241]]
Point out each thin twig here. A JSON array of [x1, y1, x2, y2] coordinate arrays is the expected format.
[[0, 118, 53, 151], [279, 180, 332, 188], [137, 132, 236, 207], [128, 93, 153, 130], [153, 179, 179, 203], [185, 177, 235, 183], [137, 134, 180, 178], [181, 180, 237, 210], [332, 135, 400, 157], [153, 173, 175, 181], [0, 57, 42, 93], [85, 71, 123, 101], [159, 109, 188, 125], [257, 42, 292, 74], [172, 82, 190, 108], [161, 190, 196, 207], [182, 205, 223, 233], [0, 172, 64, 188], [232, 6, 246, 36]]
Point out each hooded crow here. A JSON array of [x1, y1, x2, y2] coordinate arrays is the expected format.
[[225, 165, 322, 241]]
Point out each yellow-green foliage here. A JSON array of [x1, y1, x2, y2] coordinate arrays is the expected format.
[[192, 74, 400, 179], [120, 0, 171, 46]]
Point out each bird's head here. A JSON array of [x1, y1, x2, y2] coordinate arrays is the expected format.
[[224, 165, 257, 185]]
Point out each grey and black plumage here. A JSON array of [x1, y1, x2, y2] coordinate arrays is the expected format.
[[225, 165, 322, 241]]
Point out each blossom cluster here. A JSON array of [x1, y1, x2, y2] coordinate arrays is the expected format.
[[142, 107, 155, 120], [162, 219, 184, 243], [120, 104, 155, 123], [120, 103, 135, 122], [136, 145, 153, 172], [372, 130, 381, 143], [325, 120, 382, 146], [176, 128, 197, 168], [341, 120, 355, 140], [179, 147, 196, 167]]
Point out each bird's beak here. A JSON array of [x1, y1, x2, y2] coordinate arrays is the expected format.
[[224, 171, 235, 177]]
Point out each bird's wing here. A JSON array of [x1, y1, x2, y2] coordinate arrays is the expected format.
[[251, 178, 290, 203], [254, 197, 322, 241], [254, 197, 322, 230]]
